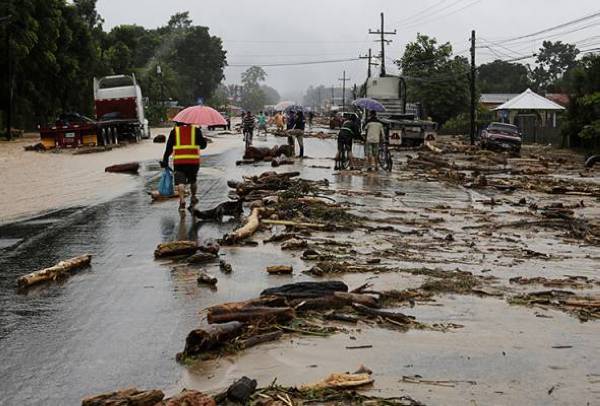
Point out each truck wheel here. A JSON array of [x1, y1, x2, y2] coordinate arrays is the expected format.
[[101, 129, 109, 146], [112, 128, 119, 145]]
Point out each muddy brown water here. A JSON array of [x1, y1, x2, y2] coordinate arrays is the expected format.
[[0, 133, 599, 405]]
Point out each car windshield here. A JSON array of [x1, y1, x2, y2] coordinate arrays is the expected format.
[[488, 123, 519, 134]]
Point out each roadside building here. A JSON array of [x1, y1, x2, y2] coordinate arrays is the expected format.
[[480, 93, 519, 110], [493, 88, 565, 145]]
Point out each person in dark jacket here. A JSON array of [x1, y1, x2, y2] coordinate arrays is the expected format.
[[292, 110, 306, 157], [162, 122, 208, 212], [335, 114, 360, 170], [242, 111, 255, 149], [285, 110, 296, 153]]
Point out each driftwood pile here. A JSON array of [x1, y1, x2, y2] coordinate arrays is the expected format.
[[178, 280, 426, 361], [82, 388, 216, 406]]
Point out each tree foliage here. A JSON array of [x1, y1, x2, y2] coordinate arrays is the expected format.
[[561, 54, 600, 145], [531, 41, 579, 92], [478, 60, 531, 93], [240, 66, 267, 112], [1, 4, 227, 130], [398, 34, 471, 125]]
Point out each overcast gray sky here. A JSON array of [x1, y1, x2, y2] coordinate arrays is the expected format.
[[97, 0, 600, 100]]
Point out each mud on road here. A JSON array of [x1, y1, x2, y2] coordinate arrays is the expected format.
[[1, 133, 599, 405]]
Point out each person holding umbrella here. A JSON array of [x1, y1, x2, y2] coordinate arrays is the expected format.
[[364, 110, 385, 171], [162, 121, 207, 212], [162, 106, 224, 212]]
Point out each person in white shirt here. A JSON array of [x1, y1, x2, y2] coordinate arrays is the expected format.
[[364, 111, 385, 171]]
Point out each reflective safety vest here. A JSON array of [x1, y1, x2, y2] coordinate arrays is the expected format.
[[173, 125, 200, 165]]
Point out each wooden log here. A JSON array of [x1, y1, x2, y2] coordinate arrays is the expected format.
[[17, 254, 92, 288], [104, 162, 140, 174], [188, 252, 218, 264], [238, 331, 283, 350], [197, 272, 218, 286], [352, 303, 415, 324], [271, 154, 294, 167], [221, 207, 262, 245], [266, 265, 293, 275], [163, 390, 216, 406], [154, 241, 198, 258], [207, 296, 287, 315], [207, 306, 295, 324], [334, 292, 380, 308], [262, 219, 326, 229], [82, 387, 164, 406], [261, 281, 349, 299], [179, 321, 244, 359], [290, 295, 349, 311]]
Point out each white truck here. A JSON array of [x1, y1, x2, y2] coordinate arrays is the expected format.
[[93, 74, 150, 141], [363, 75, 437, 147]]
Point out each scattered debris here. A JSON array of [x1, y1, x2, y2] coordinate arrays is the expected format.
[[197, 272, 218, 286], [266, 265, 293, 275], [81, 387, 164, 406], [104, 162, 140, 174], [509, 290, 600, 321], [219, 260, 233, 273]]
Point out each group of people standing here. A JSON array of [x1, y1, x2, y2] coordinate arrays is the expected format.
[[334, 110, 385, 171]]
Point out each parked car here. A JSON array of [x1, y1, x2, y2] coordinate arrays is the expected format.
[[480, 122, 522, 153]]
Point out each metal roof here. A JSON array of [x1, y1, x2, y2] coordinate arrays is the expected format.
[[494, 89, 565, 111], [480, 94, 519, 104]]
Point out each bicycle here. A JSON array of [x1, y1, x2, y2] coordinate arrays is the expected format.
[[378, 133, 393, 172], [243, 128, 253, 150], [335, 136, 352, 170]]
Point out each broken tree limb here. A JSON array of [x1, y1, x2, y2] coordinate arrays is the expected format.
[[352, 303, 416, 324], [266, 265, 293, 275], [301, 373, 374, 390], [154, 241, 198, 258], [82, 388, 164, 406], [104, 162, 140, 174], [261, 281, 349, 299], [17, 254, 92, 288], [178, 321, 244, 359], [207, 296, 287, 315], [238, 331, 283, 350], [334, 292, 380, 308], [221, 208, 262, 245], [207, 306, 295, 324], [262, 219, 326, 229]]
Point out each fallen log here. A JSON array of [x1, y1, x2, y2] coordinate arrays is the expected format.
[[207, 296, 287, 315], [163, 390, 216, 406], [237, 331, 283, 350], [104, 162, 140, 174], [17, 254, 92, 288], [271, 154, 294, 167], [154, 241, 198, 258], [334, 292, 380, 308], [207, 306, 295, 324], [82, 388, 164, 406], [262, 219, 326, 229], [178, 321, 244, 359], [291, 295, 349, 311], [197, 272, 218, 286], [352, 303, 415, 324], [261, 281, 348, 299], [221, 208, 262, 245], [266, 265, 293, 275]]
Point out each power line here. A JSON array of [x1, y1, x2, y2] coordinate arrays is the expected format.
[[399, 0, 483, 31], [391, 0, 448, 25], [491, 9, 600, 45], [227, 57, 361, 68], [223, 39, 371, 44]]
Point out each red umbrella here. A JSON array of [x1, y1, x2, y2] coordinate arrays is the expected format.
[[173, 105, 227, 126]]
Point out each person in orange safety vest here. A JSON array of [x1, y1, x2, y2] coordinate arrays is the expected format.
[[162, 122, 207, 212]]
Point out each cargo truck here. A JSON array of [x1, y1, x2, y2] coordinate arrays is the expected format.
[[39, 74, 150, 149]]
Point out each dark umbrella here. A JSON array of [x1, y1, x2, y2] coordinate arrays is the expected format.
[[352, 98, 386, 112]]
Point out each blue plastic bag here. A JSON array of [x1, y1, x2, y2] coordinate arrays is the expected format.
[[158, 167, 174, 196]]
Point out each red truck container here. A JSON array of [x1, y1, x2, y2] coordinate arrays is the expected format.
[[39, 74, 149, 149]]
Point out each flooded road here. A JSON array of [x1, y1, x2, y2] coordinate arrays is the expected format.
[[1, 133, 599, 405]]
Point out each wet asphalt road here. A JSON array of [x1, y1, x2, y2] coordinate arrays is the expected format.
[[0, 135, 345, 405]]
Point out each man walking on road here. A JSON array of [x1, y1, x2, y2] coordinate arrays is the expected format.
[[162, 122, 207, 212], [292, 110, 306, 158], [364, 110, 385, 171]]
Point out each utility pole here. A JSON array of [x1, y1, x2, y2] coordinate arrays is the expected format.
[[338, 71, 350, 113], [369, 12, 396, 77], [317, 87, 321, 113], [359, 48, 379, 78], [2, 14, 13, 140], [331, 85, 335, 110], [470, 30, 476, 145]]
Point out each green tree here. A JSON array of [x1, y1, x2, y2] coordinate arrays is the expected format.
[[561, 54, 600, 147], [398, 34, 471, 125], [478, 60, 531, 93], [240, 66, 267, 112], [531, 41, 579, 92], [261, 85, 280, 105]]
